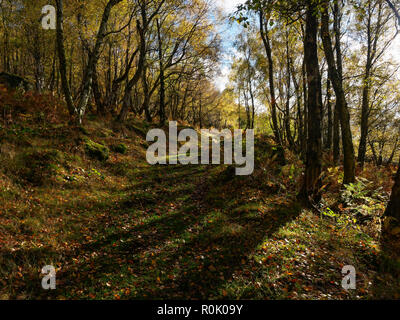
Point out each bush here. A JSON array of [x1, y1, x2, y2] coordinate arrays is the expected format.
[[254, 136, 286, 168], [0, 85, 67, 124], [340, 177, 388, 223], [111, 143, 128, 154], [0, 72, 32, 91], [84, 139, 109, 161], [17, 149, 63, 185]]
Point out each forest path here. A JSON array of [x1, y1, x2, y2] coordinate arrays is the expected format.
[[42, 162, 304, 299], [4, 153, 388, 299]]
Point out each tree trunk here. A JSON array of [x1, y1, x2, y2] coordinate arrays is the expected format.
[[92, 67, 105, 115], [55, 0, 76, 117], [56, 0, 122, 123], [300, 1, 323, 205], [325, 79, 333, 150], [385, 164, 400, 221], [289, 56, 303, 152], [333, 102, 340, 164], [238, 86, 241, 129], [157, 18, 166, 125], [301, 51, 308, 160], [358, 1, 382, 168], [76, 0, 123, 124], [142, 64, 152, 122], [358, 79, 370, 167], [321, 0, 356, 184], [384, 0, 400, 222], [387, 137, 399, 165], [285, 32, 295, 148], [259, 9, 281, 144], [118, 19, 146, 121]]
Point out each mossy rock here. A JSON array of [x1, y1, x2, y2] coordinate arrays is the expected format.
[[17, 149, 64, 185], [111, 143, 128, 154], [84, 139, 109, 161]]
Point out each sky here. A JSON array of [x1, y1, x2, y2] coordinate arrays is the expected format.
[[212, 0, 246, 92], [217, 0, 245, 14]]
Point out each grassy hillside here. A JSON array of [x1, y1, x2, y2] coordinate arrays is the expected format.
[[0, 117, 399, 299]]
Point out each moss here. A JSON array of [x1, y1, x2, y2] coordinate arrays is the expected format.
[[111, 143, 128, 154], [84, 139, 109, 161]]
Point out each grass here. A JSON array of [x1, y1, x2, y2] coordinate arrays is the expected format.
[[0, 117, 399, 300]]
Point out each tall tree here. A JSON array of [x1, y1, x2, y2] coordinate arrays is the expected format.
[[384, 0, 400, 221], [356, 0, 396, 167], [300, 0, 323, 204], [320, 0, 356, 184], [259, 4, 281, 144], [56, 0, 123, 123]]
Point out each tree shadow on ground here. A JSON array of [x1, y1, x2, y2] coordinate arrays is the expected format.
[[4, 163, 302, 299], [51, 163, 303, 299]]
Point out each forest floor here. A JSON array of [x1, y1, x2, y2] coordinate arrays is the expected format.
[[0, 117, 399, 299]]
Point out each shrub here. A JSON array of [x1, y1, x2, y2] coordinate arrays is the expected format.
[[254, 136, 286, 169], [340, 177, 388, 222], [111, 143, 128, 154], [0, 72, 32, 91], [0, 85, 67, 124], [16, 149, 63, 185]]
